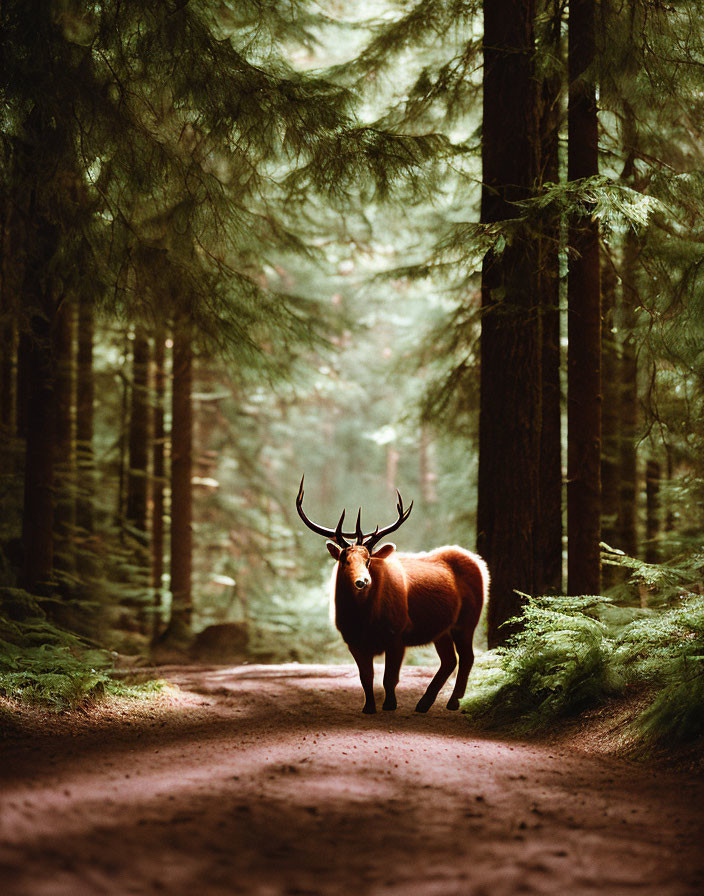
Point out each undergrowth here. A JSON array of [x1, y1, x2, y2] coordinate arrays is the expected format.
[[0, 587, 153, 710], [462, 564, 704, 749]]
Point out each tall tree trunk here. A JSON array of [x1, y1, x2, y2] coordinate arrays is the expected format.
[[600, 255, 620, 586], [116, 339, 129, 527], [419, 426, 437, 506], [618, 227, 639, 558], [126, 327, 150, 538], [0, 199, 17, 474], [126, 325, 150, 631], [567, 0, 602, 595], [15, 330, 30, 443], [19, 115, 60, 591], [75, 292, 95, 534], [151, 327, 166, 639], [20, 290, 57, 592], [386, 445, 399, 495], [645, 458, 660, 564], [0, 319, 15, 475], [535, 0, 564, 595], [478, 0, 541, 647], [168, 322, 193, 638], [664, 446, 675, 537], [53, 296, 75, 571], [419, 426, 437, 540]]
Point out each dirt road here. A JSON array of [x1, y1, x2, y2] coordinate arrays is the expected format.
[[1, 664, 703, 895]]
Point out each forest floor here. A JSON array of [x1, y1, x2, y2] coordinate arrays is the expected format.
[[1, 663, 703, 896]]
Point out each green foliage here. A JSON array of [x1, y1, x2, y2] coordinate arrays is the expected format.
[[615, 597, 704, 745], [602, 547, 704, 605], [462, 569, 704, 748], [463, 596, 622, 733], [0, 588, 116, 709], [523, 177, 663, 231]]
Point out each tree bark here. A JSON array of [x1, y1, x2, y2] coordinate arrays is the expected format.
[[618, 227, 639, 558], [419, 426, 437, 506], [53, 296, 75, 569], [567, 0, 602, 595], [75, 292, 95, 534], [168, 322, 193, 637], [600, 254, 620, 586], [126, 327, 150, 538], [0, 319, 15, 474], [645, 458, 660, 564], [151, 327, 166, 639], [19, 108, 61, 591], [536, 0, 564, 595], [0, 198, 18, 474], [478, 0, 541, 647], [20, 290, 57, 592]]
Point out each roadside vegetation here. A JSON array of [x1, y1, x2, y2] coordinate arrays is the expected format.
[[462, 551, 704, 751]]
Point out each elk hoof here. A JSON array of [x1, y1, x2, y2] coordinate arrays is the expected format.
[[414, 699, 431, 713], [446, 697, 460, 711], [362, 703, 377, 714], [382, 698, 397, 711]]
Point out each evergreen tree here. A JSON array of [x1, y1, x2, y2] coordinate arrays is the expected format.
[[53, 296, 76, 576], [477, 0, 541, 646], [600, 255, 620, 584], [2, 0, 436, 607], [75, 291, 95, 536], [125, 326, 149, 541], [151, 325, 166, 638], [535, 0, 564, 595], [567, 0, 601, 595], [166, 320, 193, 641]]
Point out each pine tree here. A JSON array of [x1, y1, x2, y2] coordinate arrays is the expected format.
[[535, 0, 564, 595], [151, 325, 166, 639], [75, 292, 95, 536], [477, 0, 541, 646], [567, 0, 601, 595], [125, 326, 149, 541], [600, 255, 621, 585], [53, 296, 76, 573], [3, 0, 427, 603], [166, 320, 193, 641]]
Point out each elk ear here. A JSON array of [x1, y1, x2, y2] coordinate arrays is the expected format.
[[326, 541, 342, 561], [372, 543, 395, 560]]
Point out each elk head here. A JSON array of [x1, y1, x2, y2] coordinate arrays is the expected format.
[[296, 476, 413, 594]]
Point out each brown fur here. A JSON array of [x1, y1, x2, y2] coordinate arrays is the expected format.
[[327, 542, 488, 714]]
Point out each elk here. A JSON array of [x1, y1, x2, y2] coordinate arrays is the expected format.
[[296, 477, 488, 714]]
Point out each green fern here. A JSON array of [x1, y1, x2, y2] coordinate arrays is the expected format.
[[0, 588, 114, 709], [461, 564, 704, 748]]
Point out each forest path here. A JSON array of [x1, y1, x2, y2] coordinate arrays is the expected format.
[[1, 664, 703, 896]]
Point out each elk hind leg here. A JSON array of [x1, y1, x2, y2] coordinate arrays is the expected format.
[[415, 633, 457, 713], [446, 630, 475, 711], [382, 640, 405, 711]]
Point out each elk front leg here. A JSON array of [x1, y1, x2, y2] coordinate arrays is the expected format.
[[382, 640, 405, 711], [349, 647, 376, 714]]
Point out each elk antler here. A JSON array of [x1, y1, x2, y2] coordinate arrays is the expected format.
[[363, 490, 413, 552], [296, 476, 413, 551], [296, 476, 350, 548], [355, 508, 364, 545]]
